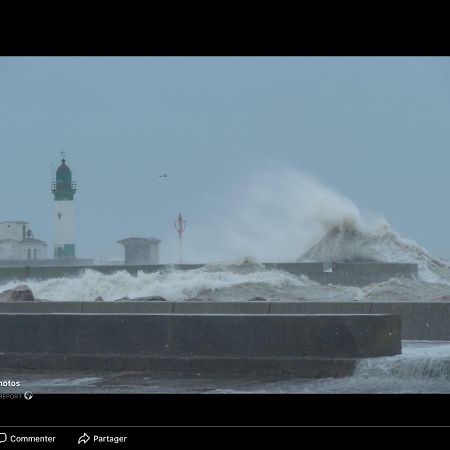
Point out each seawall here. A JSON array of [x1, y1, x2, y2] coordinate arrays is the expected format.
[[0, 300, 445, 341], [0, 300, 447, 341], [0, 313, 401, 376]]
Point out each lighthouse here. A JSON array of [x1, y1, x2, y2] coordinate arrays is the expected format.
[[51, 156, 76, 259]]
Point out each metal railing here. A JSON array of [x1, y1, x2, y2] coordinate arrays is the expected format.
[[51, 181, 76, 190]]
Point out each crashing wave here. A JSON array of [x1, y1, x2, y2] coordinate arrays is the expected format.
[[0, 266, 305, 302], [202, 256, 266, 274], [299, 220, 450, 283]]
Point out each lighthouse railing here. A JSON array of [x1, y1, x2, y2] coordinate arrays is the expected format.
[[51, 181, 76, 190]]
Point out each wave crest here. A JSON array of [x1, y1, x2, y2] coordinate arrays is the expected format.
[[299, 220, 450, 283]]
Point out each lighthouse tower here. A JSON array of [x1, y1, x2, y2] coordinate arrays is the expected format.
[[51, 156, 76, 259]]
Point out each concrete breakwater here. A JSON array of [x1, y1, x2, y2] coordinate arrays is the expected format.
[[0, 262, 418, 286], [0, 300, 446, 341], [0, 313, 401, 376]]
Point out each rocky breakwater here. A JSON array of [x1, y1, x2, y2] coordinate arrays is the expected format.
[[0, 286, 274, 303]]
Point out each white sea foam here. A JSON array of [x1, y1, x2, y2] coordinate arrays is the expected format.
[[0, 263, 305, 302], [300, 220, 450, 285], [354, 341, 450, 381]]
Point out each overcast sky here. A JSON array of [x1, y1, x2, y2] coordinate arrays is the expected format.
[[0, 57, 449, 263]]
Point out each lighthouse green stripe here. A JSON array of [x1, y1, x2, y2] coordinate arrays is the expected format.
[[54, 244, 76, 258], [52, 188, 76, 201], [53, 193, 75, 201]]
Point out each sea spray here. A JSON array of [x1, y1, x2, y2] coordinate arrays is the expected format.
[[187, 168, 368, 262], [189, 167, 450, 285]]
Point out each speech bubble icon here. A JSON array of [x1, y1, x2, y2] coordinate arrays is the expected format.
[[0, 433, 7, 443]]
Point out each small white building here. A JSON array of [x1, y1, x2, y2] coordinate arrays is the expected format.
[[0, 221, 47, 261], [118, 237, 161, 265]]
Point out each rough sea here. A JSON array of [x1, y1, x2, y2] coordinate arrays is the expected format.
[[2, 169, 450, 393]]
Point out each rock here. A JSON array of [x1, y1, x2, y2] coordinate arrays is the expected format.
[[0, 284, 35, 302], [248, 296, 267, 302], [130, 296, 167, 302], [431, 295, 450, 301], [94, 296, 104, 302]]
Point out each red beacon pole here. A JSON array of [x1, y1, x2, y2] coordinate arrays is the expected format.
[[174, 213, 186, 264]]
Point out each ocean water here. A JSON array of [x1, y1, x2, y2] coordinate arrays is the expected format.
[[1, 238, 450, 302], [0, 247, 450, 302]]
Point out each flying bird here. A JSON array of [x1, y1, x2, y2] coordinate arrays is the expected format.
[[158, 174, 168, 178]]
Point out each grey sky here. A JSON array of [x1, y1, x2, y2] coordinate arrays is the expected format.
[[0, 57, 449, 262]]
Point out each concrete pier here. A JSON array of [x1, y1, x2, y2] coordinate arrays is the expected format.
[[0, 262, 418, 286], [0, 300, 446, 340], [0, 313, 401, 376]]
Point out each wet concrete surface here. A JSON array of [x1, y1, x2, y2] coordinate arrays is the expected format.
[[0, 368, 302, 394], [2, 341, 450, 394]]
